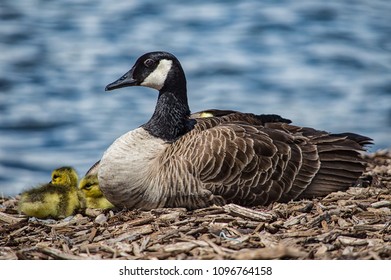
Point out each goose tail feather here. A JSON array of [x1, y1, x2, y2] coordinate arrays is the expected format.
[[297, 133, 372, 199]]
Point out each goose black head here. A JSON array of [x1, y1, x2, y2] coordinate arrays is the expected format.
[[105, 51, 185, 92]]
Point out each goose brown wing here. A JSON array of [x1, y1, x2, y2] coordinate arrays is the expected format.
[[172, 119, 320, 206], [296, 131, 369, 199], [266, 123, 370, 201], [168, 118, 370, 208]]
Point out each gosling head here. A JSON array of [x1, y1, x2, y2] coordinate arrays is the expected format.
[[50, 166, 78, 188], [79, 174, 102, 198], [105, 51, 185, 92]]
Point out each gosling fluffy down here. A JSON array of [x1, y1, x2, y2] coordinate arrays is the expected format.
[[18, 166, 84, 219]]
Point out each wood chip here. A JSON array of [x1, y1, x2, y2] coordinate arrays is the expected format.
[[94, 214, 108, 225], [337, 236, 368, 246], [163, 241, 203, 253], [36, 244, 88, 260], [370, 200, 391, 208], [233, 245, 306, 259], [0, 212, 26, 224], [223, 204, 275, 222]]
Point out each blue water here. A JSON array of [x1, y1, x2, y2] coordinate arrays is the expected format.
[[1, 0, 390, 196]]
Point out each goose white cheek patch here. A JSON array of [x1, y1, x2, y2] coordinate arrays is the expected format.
[[141, 59, 173, 90]]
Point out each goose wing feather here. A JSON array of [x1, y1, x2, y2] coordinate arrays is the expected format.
[[161, 117, 322, 209], [159, 117, 369, 209]]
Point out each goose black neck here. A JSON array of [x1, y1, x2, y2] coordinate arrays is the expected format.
[[142, 83, 192, 142]]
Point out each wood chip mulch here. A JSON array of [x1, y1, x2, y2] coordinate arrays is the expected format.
[[1, 150, 390, 260]]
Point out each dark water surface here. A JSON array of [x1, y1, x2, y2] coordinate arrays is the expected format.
[[1, 0, 390, 196]]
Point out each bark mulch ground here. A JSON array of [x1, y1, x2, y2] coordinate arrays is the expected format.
[[1, 150, 390, 260]]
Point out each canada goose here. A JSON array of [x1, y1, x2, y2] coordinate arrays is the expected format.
[[99, 51, 372, 210], [18, 166, 84, 219], [79, 174, 114, 209]]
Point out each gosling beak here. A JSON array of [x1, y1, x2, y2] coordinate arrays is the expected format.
[[105, 67, 138, 91]]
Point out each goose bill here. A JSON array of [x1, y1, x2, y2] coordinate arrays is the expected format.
[[105, 68, 138, 91]]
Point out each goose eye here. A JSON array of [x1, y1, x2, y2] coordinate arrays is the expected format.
[[144, 59, 155, 68]]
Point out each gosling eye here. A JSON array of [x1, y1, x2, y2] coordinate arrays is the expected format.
[[144, 58, 155, 68], [84, 184, 92, 190]]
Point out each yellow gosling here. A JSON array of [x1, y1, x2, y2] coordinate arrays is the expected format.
[[18, 166, 83, 219], [79, 174, 114, 210]]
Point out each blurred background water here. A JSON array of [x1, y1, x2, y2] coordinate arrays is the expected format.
[[0, 0, 390, 197]]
